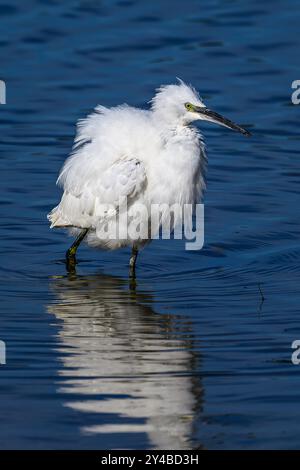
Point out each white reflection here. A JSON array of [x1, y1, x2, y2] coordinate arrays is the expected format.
[[48, 274, 202, 449]]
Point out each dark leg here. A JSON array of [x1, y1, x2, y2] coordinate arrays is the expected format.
[[129, 246, 138, 278], [66, 228, 89, 271]]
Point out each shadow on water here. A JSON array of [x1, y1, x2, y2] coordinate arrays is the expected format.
[[48, 272, 204, 450]]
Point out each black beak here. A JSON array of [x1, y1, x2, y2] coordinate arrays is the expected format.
[[194, 106, 251, 137]]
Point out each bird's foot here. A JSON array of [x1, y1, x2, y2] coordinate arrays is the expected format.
[[129, 263, 136, 279], [129, 270, 137, 290], [129, 247, 138, 280]]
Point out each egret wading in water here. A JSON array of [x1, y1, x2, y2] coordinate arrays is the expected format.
[[48, 80, 250, 276]]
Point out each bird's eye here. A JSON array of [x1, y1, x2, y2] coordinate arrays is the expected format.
[[185, 102, 193, 111]]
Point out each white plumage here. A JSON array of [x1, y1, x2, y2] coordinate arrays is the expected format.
[[48, 79, 250, 273]]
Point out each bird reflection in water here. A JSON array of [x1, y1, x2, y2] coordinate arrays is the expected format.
[[48, 272, 203, 449]]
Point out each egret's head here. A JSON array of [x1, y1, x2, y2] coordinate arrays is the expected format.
[[151, 79, 251, 136]]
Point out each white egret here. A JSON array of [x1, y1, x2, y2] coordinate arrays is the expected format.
[[48, 79, 250, 275]]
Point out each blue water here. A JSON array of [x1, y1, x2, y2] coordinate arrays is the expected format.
[[1, 0, 300, 450]]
